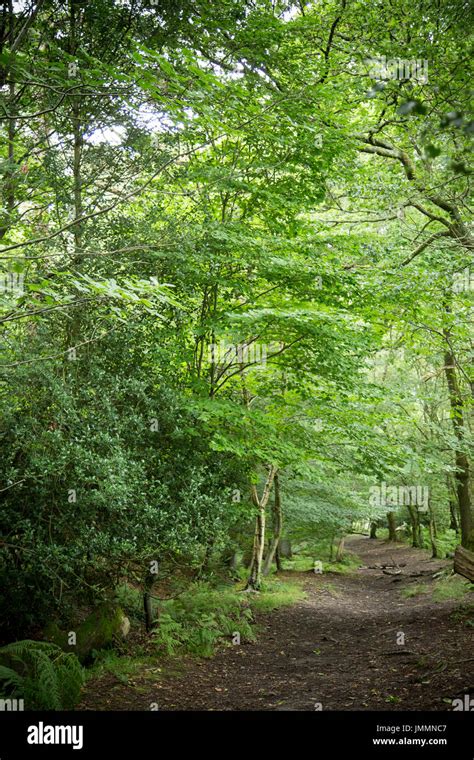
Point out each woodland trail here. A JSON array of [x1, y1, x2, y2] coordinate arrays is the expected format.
[[79, 537, 473, 711]]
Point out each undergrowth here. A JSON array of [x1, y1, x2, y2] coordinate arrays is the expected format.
[[86, 651, 159, 684], [0, 640, 84, 710], [283, 551, 361, 575], [151, 578, 305, 657], [400, 574, 474, 600], [114, 576, 305, 659]]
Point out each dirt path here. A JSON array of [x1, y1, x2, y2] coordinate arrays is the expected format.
[[79, 537, 473, 711]]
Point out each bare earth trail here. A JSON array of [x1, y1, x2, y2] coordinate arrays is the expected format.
[[79, 537, 473, 711]]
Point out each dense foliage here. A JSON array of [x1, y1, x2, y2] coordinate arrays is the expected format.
[[0, 0, 472, 642]]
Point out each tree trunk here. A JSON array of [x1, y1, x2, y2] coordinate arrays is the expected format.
[[444, 340, 474, 551], [335, 536, 345, 561], [329, 532, 336, 561], [263, 472, 282, 576], [428, 501, 438, 558], [65, 3, 85, 362], [0, 2, 16, 240], [246, 505, 266, 589], [369, 522, 377, 539], [407, 504, 422, 548], [387, 511, 397, 542], [143, 570, 155, 633], [245, 465, 277, 590], [449, 498, 459, 534], [454, 452, 472, 549], [454, 545, 474, 582], [275, 542, 282, 571], [428, 517, 438, 558]]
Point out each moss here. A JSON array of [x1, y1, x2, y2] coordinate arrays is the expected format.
[[44, 604, 127, 664], [43, 622, 69, 650]]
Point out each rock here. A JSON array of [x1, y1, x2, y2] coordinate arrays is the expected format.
[[44, 603, 130, 663], [120, 615, 131, 638], [43, 625, 69, 652]]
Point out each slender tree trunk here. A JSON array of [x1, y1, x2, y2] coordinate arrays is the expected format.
[[416, 505, 424, 547], [69, 0, 84, 266], [449, 497, 459, 534], [428, 500, 438, 558], [247, 551, 255, 573], [335, 536, 345, 561], [275, 542, 282, 571], [64, 1, 85, 363], [0, 1, 16, 240], [407, 504, 422, 548], [246, 466, 277, 590], [143, 570, 155, 633], [247, 505, 266, 589], [329, 532, 335, 561], [387, 511, 397, 542], [263, 472, 282, 576]]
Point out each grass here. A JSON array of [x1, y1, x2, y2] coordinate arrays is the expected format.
[[401, 583, 427, 599], [400, 574, 474, 600], [86, 651, 158, 684], [385, 694, 401, 704], [250, 577, 306, 612], [450, 602, 474, 628], [283, 551, 361, 575], [432, 576, 474, 601], [325, 555, 362, 574]]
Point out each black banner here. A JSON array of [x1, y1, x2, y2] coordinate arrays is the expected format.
[[0, 710, 472, 758]]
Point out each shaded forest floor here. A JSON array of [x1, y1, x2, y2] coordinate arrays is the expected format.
[[78, 537, 473, 711]]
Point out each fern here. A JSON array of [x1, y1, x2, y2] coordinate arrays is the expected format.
[[34, 649, 62, 710], [151, 585, 257, 658], [0, 640, 84, 710], [59, 653, 85, 709], [152, 614, 187, 655], [0, 665, 24, 691]]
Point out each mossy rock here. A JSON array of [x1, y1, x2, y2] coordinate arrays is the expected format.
[[43, 622, 69, 650], [44, 603, 130, 664]]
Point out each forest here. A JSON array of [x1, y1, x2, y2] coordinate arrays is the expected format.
[[0, 0, 473, 719]]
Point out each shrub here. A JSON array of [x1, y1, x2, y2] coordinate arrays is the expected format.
[[152, 583, 255, 658], [0, 640, 84, 710]]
